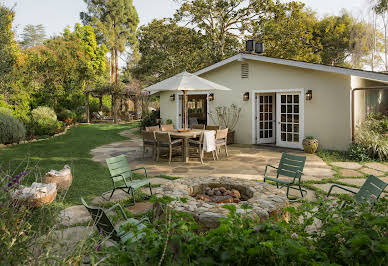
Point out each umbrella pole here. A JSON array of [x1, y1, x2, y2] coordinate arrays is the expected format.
[[183, 90, 187, 130]]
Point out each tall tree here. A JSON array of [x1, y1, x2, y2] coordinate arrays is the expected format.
[[130, 19, 236, 84], [20, 24, 46, 48], [252, 3, 322, 63], [81, 0, 139, 122], [173, 0, 277, 63], [0, 4, 17, 82], [373, 0, 388, 70]]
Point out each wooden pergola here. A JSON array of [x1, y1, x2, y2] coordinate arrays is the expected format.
[[84, 84, 137, 123]]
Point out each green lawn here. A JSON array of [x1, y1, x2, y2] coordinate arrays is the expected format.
[[0, 122, 139, 205]]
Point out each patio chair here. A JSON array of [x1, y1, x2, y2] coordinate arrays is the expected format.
[[192, 124, 205, 130], [102, 155, 152, 204], [155, 132, 183, 164], [206, 125, 221, 130], [161, 124, 174, 132], [326, 175, 387, 205], [263, 153, 307, 200], [142, 131, 156, 160], [145, 125, 160, 132], [81, 198, 148, 244], [188, 131, 205, 164], [98, 111, 115, 121], [215, 128, 229, 159]]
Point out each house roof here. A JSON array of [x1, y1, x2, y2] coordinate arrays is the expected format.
[[194, 53, 388, 84]]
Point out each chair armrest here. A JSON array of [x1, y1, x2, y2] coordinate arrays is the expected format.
[[131, 167, 148, 179], [137, 217, 150, 224], [264, 164, 277, 177], [108, 203, 128, 220], [326, 184, 357, 197]]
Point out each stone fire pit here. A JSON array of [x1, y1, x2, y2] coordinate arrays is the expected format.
[[153, 176, 289, 230]]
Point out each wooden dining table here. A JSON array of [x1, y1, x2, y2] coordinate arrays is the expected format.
[[168, 129, 203, 163]]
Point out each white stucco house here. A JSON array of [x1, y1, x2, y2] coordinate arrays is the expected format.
[[156, 53, 388, 151]]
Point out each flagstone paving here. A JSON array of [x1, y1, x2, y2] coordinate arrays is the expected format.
[[360, 167, 385, 176], [364, 162, 388, 172], [90, 128, 335, 182], [339, 169, 364, 177], [331, 162, 363, 169]]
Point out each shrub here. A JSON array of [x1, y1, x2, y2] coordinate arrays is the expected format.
[[31, 107, 62, 136], [106, 196, 388, 265], [140, 110, 160, 129], [0, 113, 26, 144], [354, 113, 388, 161], [57, 109, 76, 125], [0, 107, 14, 117], [348, 143, 372, 161]]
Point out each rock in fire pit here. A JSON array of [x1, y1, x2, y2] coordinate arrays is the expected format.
[[153, 176, 289, 230]]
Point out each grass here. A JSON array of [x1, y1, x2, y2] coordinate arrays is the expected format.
[[0, 122, 139, 205]]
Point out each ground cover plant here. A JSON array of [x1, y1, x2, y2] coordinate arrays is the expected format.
[[0, 122, 139, 204], [105, 196, 388, 265]]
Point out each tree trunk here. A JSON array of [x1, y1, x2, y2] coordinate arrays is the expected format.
[[85, 92, 90, 123], [110, 49, 115, 115], [99, 97, 103, 113], [114, 48, 119, 124]]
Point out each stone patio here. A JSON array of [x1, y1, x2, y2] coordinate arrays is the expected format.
[[90, 128, 335, 181]]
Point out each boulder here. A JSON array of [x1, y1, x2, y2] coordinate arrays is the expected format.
[[43, 165, 72, 190], [11, 182, 57, 207]]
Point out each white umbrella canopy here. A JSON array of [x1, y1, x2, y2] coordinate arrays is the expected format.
[[143, 71, 232, 93], [143, 71, 231, 130]]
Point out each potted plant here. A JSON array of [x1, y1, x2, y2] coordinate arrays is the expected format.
[[209, 104, 242, 144], [302, 136, 319, 154]]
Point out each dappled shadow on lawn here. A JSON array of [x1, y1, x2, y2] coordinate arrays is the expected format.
[[0, 123, 139, 204]]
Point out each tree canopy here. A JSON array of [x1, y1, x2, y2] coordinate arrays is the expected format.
[[20, 24, 46, 48]]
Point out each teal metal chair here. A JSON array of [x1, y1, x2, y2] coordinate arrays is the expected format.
[[81, 198, 148, 244], [326, 175, 387, 204], [102, 155, 152, 204], [264, 153, 307, 200]]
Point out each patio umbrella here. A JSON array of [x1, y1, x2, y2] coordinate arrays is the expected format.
[[143, 71, 231, 131]]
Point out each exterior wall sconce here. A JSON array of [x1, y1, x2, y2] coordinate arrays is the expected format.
[[208, 93, 214, 101], [170, 94, 175, 101], [243, 92, 250, 101], [305, 90, 312, 101]]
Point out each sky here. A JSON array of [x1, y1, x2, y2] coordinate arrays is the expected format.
[[3, 0, 371, 39]]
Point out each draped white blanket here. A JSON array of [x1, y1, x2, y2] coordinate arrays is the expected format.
[[203, 130, 216, 152]]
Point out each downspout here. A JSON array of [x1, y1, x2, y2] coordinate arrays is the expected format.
[[351, 86, 388, 141]]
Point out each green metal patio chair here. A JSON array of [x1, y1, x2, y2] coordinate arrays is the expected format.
[[326, 175, 387, 204], [81, 198, 148, 244], [264, 153, 307, 200], [102, 154, 152, 204]]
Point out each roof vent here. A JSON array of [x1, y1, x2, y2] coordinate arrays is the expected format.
[[241, 63, 249, 79], [245, 40, 264, 54]]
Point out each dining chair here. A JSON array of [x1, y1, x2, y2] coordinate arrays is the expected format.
[[145, 125, 160, 132], [192, 124, 205, 130], [142, 131, 156, 159], [215, 128, 229, 159], [206, 125, 221, 130], [188, 131, 205, 164], [155, 132, 183, 164], [161, 124, 174, 132]]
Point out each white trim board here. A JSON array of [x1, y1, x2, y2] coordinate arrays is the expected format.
[[194, 53, 388, 83], [251, 88, 305, 147]]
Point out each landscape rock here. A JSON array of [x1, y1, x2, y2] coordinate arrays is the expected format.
[[43, 165, 72, 190], [11, 182, 57, 207]]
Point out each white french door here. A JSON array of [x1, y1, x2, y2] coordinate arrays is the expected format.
[[256, 94, 275, 144], [276, 92, 304, 149]]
